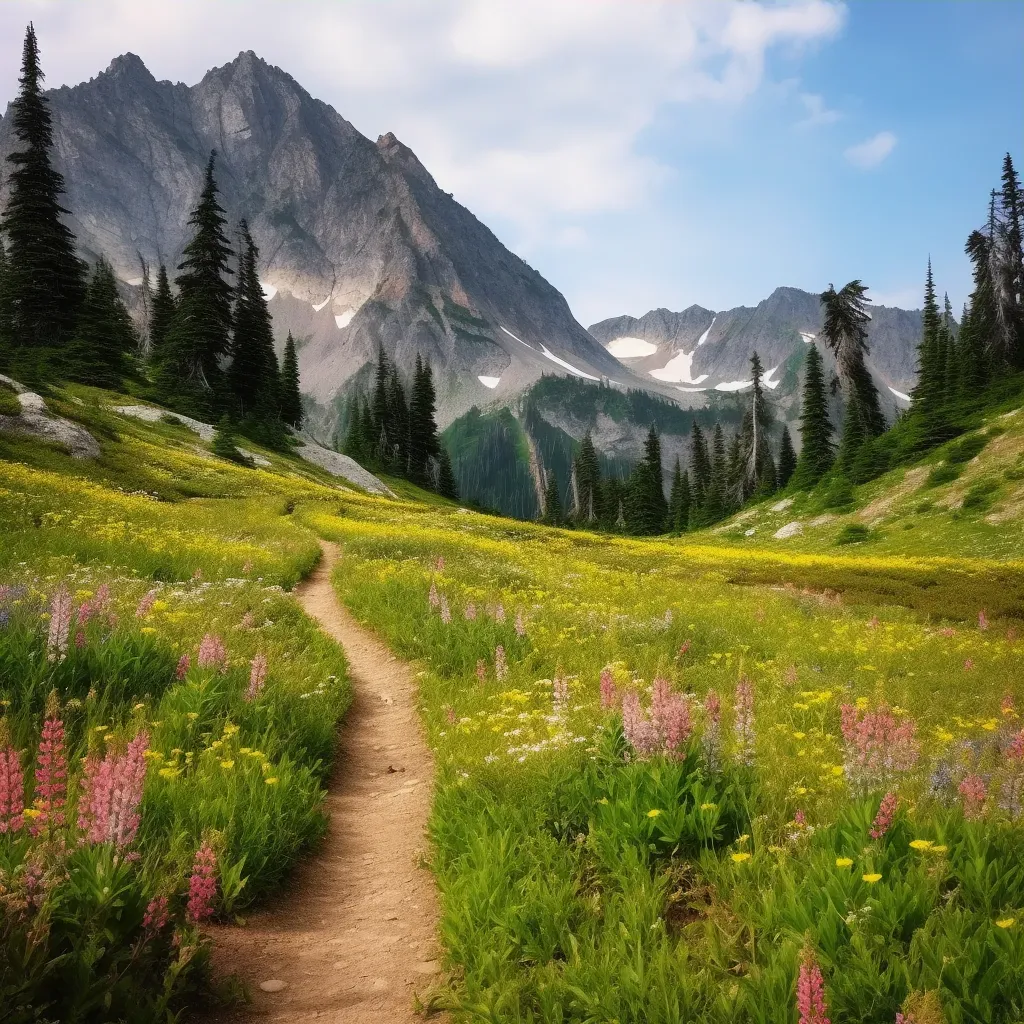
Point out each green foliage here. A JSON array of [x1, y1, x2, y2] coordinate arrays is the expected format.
[[834, 523, 873, 546], [542, 468, 564, 525], [211, 415, 250, 466], [0, 381, 21, 416], [925, 464, 961, 488], [67, 258, 138, 388], [279, 332, 303, 430]]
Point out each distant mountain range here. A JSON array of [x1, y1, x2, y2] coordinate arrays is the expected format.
[[0, 50, 926, 516]]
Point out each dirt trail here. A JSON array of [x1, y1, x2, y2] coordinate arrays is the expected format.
[[206, 540, 442, 1023]]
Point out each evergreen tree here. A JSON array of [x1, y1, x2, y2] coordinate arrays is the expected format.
[[280, 332, 303, 429], [343, 396, 370, 464], [228, 221, 280, 420], [160, 152, 234, 414], [0, 24, 86, 354], [737, 351, 776, 500], [408, 355, 441, 484], [791, 344, 834, 489], [994, 154, 1024, 368], [386, 364, 410, 472], [371, 348, 391, 460], [542, 469, 564, 526], [437, 447, 459, 501], [573, 431, 602, 524], [211, 415, 247, 464], [939, 292, 958, 403], [701, 423, 727, 524], [819, 280, 884, 436], [670, 464, 691, 533], [777, 426, 797, 489], [627, 426, 668, 535], [67, 258, 137, 388], [0, 235, 11, 349], [837, 390, 866, 471], [911, 259, 944, 415], [148, 264, 176, 366], [688, 419, 712, 513]]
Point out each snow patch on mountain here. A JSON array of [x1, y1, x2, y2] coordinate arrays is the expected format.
[[607, 336, 657, 358], [335, 309, 356, 329], [540, 344, 600, 381], [697, 315, 717, 346], [260, 280, 278, 301], [312, 297, 330, 312], [501, 325, 532, 348], [649, 348, 708, 385], [478, 375, 500, 389], [799, 331, 815, 343], [889, 386, 911, 402], [763, 365, 781, 390]]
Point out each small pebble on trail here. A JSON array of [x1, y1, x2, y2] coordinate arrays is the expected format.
[[259, 979, 288, 993]]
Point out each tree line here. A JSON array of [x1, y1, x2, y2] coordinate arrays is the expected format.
[[0, 24, 301, 455]]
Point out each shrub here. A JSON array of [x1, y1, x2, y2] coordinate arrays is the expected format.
[[925, 463, 961, 488], [835, 523, 873, 545], [945, 433, 989, 465]]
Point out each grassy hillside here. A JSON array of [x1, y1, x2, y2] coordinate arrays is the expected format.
[[3, 384, 1024, 1022]]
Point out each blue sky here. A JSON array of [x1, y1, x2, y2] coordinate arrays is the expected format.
[[0, 1, 1021, 326]]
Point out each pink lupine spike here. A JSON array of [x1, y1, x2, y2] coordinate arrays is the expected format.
[[599, 667, 618, 710], [46, 585, 73, 662], [494, 645, 507, 681], [796, 946, 831, 1024], [959, 774, 986, 819], [186, 843, 218, 923], [245, 654, 268, 701], [870, 791, 898, 840], [197, 633, 227, 670], [81, 729, 150, 848], [734, 677, 755, 766], [31, 707, 67, 835], [135, 588, 158, 618], [0, 731, 24, 834], [175, 653, 191, 680]]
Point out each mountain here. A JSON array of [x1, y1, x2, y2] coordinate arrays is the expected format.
[[588, 287, 923, 412], [0, 50, 632, 431]]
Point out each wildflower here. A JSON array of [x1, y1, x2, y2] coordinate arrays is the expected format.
[[959, 774, 987, 819], [647, 808, 662, 818], [862, 873, 882, 884], [651, 677, 693, 758], [176, 653, 191, 680], [464, 602, 477, 621], [996, 918, 1016, 928], [143, 894, 169, 933], [242, 559, 253, 573], [493, 603, 506, 623], [978, 609, 989, 631], [835, 857, 853, 868], [0, 721, 25, 834], [186, 843, 218, 923], [839, 702, 919, 795], [663, 608, 673, 626], [219, 760, 234, 770], [909, 839, 933, 851], [245, 654, 268, 701], [30, 696, 67, 836], [135, 588, 158, 618], [552, 674, 569, 715], [621, 690, 660, 759], [867, 615, 880, 630], [869, 792, 898, 840], [46, 585, 73, 663], [676, 641, 690, 658], [428, 582, 439, 609], [702, 689, 722, 770], [434, 556, 445, 572], [197, 634, 227, 670], [440, 596, 452, 625], [731, 851, 751, 863], [796, 945, 831, 1024], [476, 660, 487, 684], [239, 611, 255, 630], [794, 809, 807, 828], [599, 667, 618, 710], [81, 729, 150, 848], [964, 659, 975, 671], [444, 705, 456, 725], [784, 665, 799, 686], [265, 777, 279, 785], [515, 610, 527, 637], [700, 802, 717, 812], [734, 676, 755, 767], [494, 645, 507, 681]]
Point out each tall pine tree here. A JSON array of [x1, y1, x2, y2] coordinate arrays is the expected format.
[[159, 152, 233, 415], [573, 431, 602, 524], [911, 259, 944, 416], [737, 351, 776, 500], [67, 258, 137, 388], [408, 354, 440, 484], [437, 446, 459, 501], [1, 24, 85, 355], [627, 426, 668, 535], [669, 461, 691, 533], [542, 468, 564, 526], [777, 426, 797, 489], [995, 153, 1024, 368], [0, 235, 11, 349], [688, 420, 712, 521], [280, 332, 303, 429], [791, 344, 834, 490], [148, 264, 176, 366]]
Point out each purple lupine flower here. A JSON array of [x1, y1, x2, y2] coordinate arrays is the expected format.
[[440, 596, 452, 624], [702, 689, 722, 770], [515, 610, 527, 637], [197, 633, 227, 670], [135, 589, 159, 618], [464, 602, 477, 621], [796, 946, 831, 1024]]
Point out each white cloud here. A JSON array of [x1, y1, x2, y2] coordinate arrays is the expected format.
[[797, 91, 841, 128], [0, 0, 847, 242], [844, 130, 898, 169]]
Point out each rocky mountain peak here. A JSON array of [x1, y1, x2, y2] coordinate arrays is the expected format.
[[103, 52, 153, 82]]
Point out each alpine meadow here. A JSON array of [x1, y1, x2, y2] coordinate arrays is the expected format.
[[1, 6, 1023, 1024]]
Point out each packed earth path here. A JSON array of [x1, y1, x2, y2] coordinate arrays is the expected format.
[[206, 540, 444, 1023]]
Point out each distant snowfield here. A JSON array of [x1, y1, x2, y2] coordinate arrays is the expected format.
[[763, 365, 781, 390], [335, 309, 356, 329], [607, 336, 657, 358], [501, 325, 532, 348], [260, 280, 278, 301], [713, 366, 780, 393], [799, 331, 815, 343], [889, 386, 911, 402], [676, 386, 708, 393], [540, 343, 600, 381], [478, 375, 500, 389], [697, 315, 717, 346], [649, 348, 708, 385], [312, 297, 331, 312]]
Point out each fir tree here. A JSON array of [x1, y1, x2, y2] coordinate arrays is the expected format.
[[911, 259, 944, 415], [837, 390, 866, 471], [371, 348, 391, 460], [228, 221, 280, 420], [542, 469, 564, 526], [148, 264, 176, 366], [688, 420, 712, 512], [211, 415, 247, 464], [343, 396, 370, 464], [791, 344, 834, 489], [573, 431, 602, 524], [777, 426, 797, 489], [0, 235, 11, 349], [701, 423, 727, 524], [1, 24, 86, 353], [280, 333, 303, 429], [386, 364, 410, 472], [628, 426, 668, 535], [995, 154, 1024, 368], [408, 355, 440, 484], [67, 258, 137, 388], [737, 351, 776, 500], [437, 447, 459, 501], [670, 464, 691, 533], [161, 152, 234, 414], [819, 280, 884, 436]]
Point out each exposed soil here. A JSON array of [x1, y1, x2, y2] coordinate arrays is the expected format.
[[204, 541, 442, 1023]]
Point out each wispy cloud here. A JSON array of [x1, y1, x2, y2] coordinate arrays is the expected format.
[[844, 130, 898, 169], [797, 92, 841, 128]]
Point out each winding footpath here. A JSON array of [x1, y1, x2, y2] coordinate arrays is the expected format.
[[207, 541, 443, 1023]]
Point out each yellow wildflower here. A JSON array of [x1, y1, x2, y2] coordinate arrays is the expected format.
[[647, 809, 662, 818], [835, 857, 853, 868], [909, 840, 933, 851], [996, 918, 1015, 929], [862, 873, 882, 884], [731, 852, 751, 863]]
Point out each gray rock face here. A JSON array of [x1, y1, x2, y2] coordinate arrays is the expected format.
[[0, 51, 628, 426], [590, 286, 923, 406]]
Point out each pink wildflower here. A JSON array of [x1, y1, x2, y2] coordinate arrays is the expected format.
[[599, 667, 618, 710], [245, 654, 268, 701], [428, 582, 439, 609], [46, 585, 73, 662], [964, 659, 975, 671], [175, 653, 191, 680], [143, 894, 169, 933], [870, 791, 898, 840], [77, 600, 94, 626], [839, 702, 919, 795], [1007, 730, 1024, 761], [439, 596, 451, 625], [702, 689, 722, 770], [895, 1014, 914, 1024], [622, 690, 660, 759], [676, 641, 690, 659], [476, 659, 487, 684], [186, 843, 218, 924], [239, 611, 255, 630], [30, 706, 67, 835], [0, 730, 24, 834], [794, 809, 807, 828], [242, 559, 253, 574], [784, 665, 799, 687], [444, 705, 456, 725], [94, 584, 111, 612], [959, 774, 987, 819], [515, 610, 527, 638], [1002, 693, 1017, 717], [434, 556, 445, 572], [494, 645, 507, 681], [74, 630, 86, 649], [552, 674, 569, 715], [868, 615, 880, 630], [464, 602, 477, 622], [651, 677, 693, 758], [493, 603, 506, 624], [135, 589, 158, 618], [940, 627, 956, 639], [734, 677, 755, 766], [197, 633, 227, 670], [978, 609, 989, 631], [796, 946, 831, 1024], [82, 730, 150, 848]]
